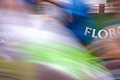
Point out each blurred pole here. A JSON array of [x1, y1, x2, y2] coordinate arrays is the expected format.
[[99, 4, 105, 13]]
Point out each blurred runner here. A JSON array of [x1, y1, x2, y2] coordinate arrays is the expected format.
[[43, 0, 94, 44], [0, 0, 115, 80]]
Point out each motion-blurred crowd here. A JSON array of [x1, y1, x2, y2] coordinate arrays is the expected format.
[[0, 0, 120, 80]]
